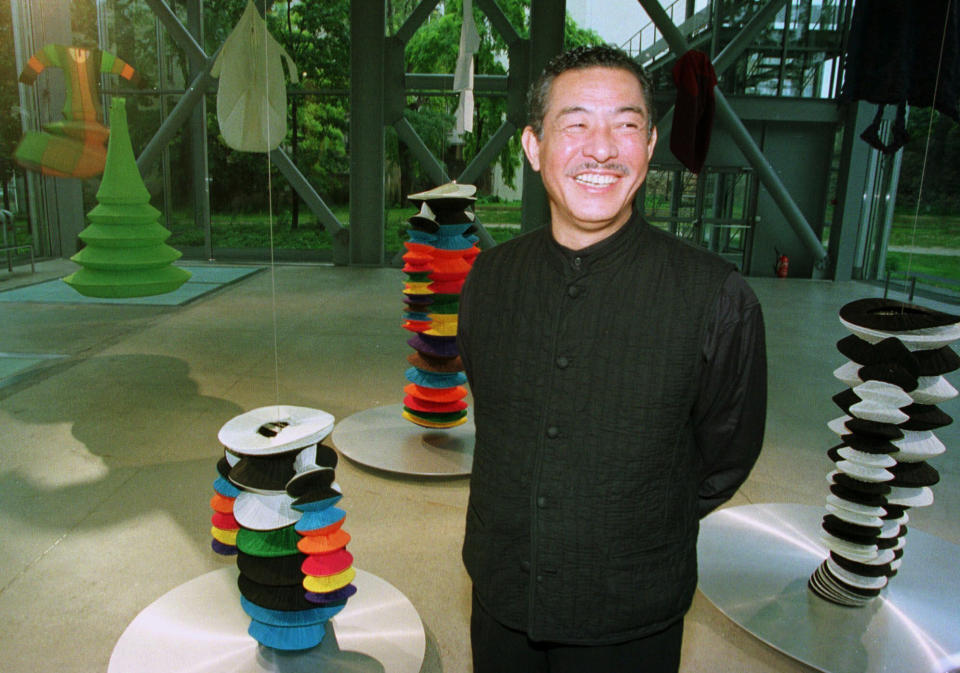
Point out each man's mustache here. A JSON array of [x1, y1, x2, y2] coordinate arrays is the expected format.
[[565, 162, 631, 176]]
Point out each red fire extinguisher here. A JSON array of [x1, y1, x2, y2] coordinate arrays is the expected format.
[[775, 249, 789, 278]]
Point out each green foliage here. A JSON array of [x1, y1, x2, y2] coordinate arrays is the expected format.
[[897, 107, 960, 214]]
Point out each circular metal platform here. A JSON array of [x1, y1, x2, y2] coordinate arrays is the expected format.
[[698, 503, 960, 673], [332, 403, 473, 477], [108, 567, 425, 673]]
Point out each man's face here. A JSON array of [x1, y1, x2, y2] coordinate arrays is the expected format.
[[522, 66, 657, 249]]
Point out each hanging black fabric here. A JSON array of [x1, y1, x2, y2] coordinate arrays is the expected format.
[[841, 0, 960, 153]]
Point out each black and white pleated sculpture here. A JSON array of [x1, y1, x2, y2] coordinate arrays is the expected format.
[[810, 298, 960, 607], [210, 406, 358, 650]]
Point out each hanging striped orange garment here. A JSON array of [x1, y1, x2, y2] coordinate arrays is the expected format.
[[15, 44, 146, 178]]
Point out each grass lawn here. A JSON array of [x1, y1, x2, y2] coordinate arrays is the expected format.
[[166, 203, 524, 251], [889, 211, 960, 248], [28, 202, 954, 290], [885, 251, 960, 284], [886, 209, 960, 292]]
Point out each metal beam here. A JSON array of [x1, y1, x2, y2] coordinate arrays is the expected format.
[[475, 0, 522, 46], [137, 59, 217, 173], [713, 89, 826, 260], [712, 0, 791, 75], [270, 151, 345, 236], [458, 120, 516, 185], [404, 73, 509, 93], [144, 0, 205, 68], [636, 0, 827, 262], [393, 118, 449, 186], [393, 0, 441, 44]]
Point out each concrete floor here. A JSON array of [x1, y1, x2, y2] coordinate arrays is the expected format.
[[1, 258, 957, 673]]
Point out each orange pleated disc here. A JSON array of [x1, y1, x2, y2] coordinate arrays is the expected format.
[[210, 493, 236, 514], [297, 528, 352, 554], [404, 383, 468, 403]]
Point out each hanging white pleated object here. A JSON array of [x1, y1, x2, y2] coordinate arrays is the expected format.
[[453, 0, 480, 136], [212, 0, 298, 152]]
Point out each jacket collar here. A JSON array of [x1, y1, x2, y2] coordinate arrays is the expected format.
[[546, 209, 648, 274]]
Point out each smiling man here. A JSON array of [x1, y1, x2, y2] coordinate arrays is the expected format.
[[457, 46, 768, 673]]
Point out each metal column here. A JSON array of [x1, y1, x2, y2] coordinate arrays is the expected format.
[[186, 0, 212, 258], [520, 0, 566, 233], [350, 0, 386, 265], [829, 102, 875, 280]]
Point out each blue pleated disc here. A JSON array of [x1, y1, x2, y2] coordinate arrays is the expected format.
[[213, 476, 242, 498], [292, 493, 343, 513], [247, 619, 325, 651], [241, 596, 340, 626], [295, 506, 346, 532], [405, 366, 467, 388]]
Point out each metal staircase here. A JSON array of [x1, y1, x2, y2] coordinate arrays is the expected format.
[[621, 0, 851, 99]]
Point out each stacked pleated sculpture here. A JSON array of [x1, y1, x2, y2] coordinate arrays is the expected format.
[[209, 455, 241, 555], [62, 97, 191, 298], [810, 298, 959, 607], [400, 183, 480, 429], [211, 405, 357, 650]]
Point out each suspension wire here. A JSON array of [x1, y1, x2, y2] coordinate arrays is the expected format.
[[262, 0, 281, 415], [903, 0, 952, 293]]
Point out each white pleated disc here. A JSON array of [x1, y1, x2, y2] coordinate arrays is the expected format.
[[811, 564, 870, 606], [826, 557, 889, 590], [887, 485, 935, 507], [879, 514, 908, 538], [833, 361, 863, 388], [836, 460, 893, 483], [232, 491, 300, 531], [852, 380, 913, 408], [837, 446, 897, 468], [827, 415, 853, 437], [826, 494, 886, 518], [848, 400, 909, 424], [861, 548, 896, 566], [825, 503, 884, 528], [218, 406, 335, 456], [910, 375, 958, 405], [839, 317, 960, 350], [820, 532, 878, 561], [892, 430, 946, 462]]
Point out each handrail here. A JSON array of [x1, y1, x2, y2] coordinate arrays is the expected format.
[[620, 0, 688, 57]]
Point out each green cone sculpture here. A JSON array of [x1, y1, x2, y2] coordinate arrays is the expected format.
[[63, 97, 191, 297]]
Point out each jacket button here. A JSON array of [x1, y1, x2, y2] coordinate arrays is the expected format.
[[537, 496, 547, 508], [556, 356, 569, 369], [567, 285, 580, 298], [536, 575, 544, 583], [546, 426, 559, 438], [521, 560, 531, 572]]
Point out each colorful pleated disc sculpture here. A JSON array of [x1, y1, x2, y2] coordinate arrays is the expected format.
[[401, 182, 479, 429], [809, 298, 959, 607], [62, 97, 191, 298], [209, 406, 357, 651]]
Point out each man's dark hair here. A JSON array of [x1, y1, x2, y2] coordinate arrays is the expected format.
[[526, 45, 656, 139]]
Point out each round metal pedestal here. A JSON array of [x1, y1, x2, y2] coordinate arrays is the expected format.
[[698, 503, 960, 673], [108, 567, 425, 673], [332, 404, 473, 477]]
